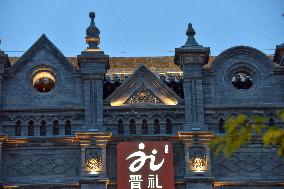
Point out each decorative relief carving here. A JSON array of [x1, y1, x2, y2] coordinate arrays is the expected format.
[[85, 148, 103, 174], [205, 111, 278, 122], [5, 113, 82, 122], [212, 151, 284, 177], [104, 113, 184, 124], [6, 152, 79, 177], [189, 147, 207, 172], [124, 85, 162, 104]]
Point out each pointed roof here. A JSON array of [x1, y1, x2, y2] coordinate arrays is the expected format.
[[11, 34, 75, 73], [105, 64, 182, 106]]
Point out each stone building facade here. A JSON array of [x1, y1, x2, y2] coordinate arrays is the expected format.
[[0, 12, 284, 189]]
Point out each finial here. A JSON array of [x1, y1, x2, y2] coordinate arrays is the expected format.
[[182, 23, 202, 48], [85, 11, 100, 50], [89, 12, 95, 23]]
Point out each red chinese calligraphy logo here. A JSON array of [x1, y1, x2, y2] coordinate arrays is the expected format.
[[117, 141, 175, 189]]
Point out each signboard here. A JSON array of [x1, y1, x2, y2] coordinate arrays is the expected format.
[[117, 141, 175, 189]]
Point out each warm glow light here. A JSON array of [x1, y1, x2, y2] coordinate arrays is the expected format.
[[32, 71, 55, 86], [110, 98, 177, 106], [110, 100, 124, 106], [85, 48, 101, 51], [85, 157, 103, 175], [189, 157, 208, 172], [162, 98, 177, 105]]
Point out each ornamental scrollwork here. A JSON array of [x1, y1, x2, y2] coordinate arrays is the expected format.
[[124, 86, 162, 104], [85, 149, 103, 174]]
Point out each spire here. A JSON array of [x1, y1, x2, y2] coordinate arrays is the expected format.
[[182, 23, 202, 48], [85, 11, 100, 50]]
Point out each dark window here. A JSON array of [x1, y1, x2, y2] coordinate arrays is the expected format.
[[142, 119, 148, 134], [129, 119, 136, 134], [154, 119, 160, 134], [53, 120, 59, 135], [118, 119, 124, 135], [28, 120, 34, 136], [232, 72, 253, 90], [40, 120, 46, 136], [65, 120, 71, 135], [268, 118, 275, 127], [15, 120, 21, 136], [166, 119, 172, 134], [219, 118, 225, 133]]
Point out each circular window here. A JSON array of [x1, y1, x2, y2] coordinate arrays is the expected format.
[[32, 70, 56, 93], [231, 71, 253, 90]]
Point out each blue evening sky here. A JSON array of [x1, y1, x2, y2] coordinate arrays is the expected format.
[[0, 0, 283, 57]]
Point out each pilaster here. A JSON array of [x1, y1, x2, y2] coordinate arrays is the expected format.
[[76, 131, 112, 189], [77, 12, 109, 132], [178, 131, 213, 189], [174, 23, 210, 131]]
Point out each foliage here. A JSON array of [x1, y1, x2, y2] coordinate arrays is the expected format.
[[211, 110, 284, 158]]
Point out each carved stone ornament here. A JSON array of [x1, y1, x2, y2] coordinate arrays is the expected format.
[[85, 148, 103, 174], [188, 147, 207, 172], [124, 85, 163, 104]]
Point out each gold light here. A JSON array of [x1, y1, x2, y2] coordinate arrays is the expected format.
[[189, 156, 208, 172], [32, 71, 55, 86], [85, 156, 103, 175]]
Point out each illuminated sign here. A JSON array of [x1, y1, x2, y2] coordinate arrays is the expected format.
[[117, 141, 175, 189]]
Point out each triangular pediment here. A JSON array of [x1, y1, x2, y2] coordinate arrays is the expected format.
[[11, 34, 75, 73], [105, 64, 182, 106]]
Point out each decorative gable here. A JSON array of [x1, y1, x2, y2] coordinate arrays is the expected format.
[[105, 64, 182, 106], [124, 84, 163, 105], [10, 34, 75, 74]]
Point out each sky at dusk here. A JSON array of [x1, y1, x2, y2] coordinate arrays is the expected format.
[[0, 0, 283, 57]]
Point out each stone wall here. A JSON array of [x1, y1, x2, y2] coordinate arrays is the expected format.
[[2, 144, 80, 185]]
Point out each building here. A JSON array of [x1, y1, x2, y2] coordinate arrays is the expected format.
[[0, 12, 284, 189]]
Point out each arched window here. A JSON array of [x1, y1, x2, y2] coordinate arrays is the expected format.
[[40, 120, 47, 136], [142, 119, 148, 134], [268, 118, 275, 127], [166, 119, 172, 134], [154, 119, 160, 134], [117, 119, 124, 135], [28, 120, 34, 136], [129, 119, 136, 134], [15, 120, 21, 136], [53, 120, 59, 135], [65, 120, 71, 135], [219, 118, 225, 133]]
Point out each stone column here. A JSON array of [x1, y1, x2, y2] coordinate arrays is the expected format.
[[77, 11, 109, 132], [76, 132, 111, 189], [174, 23, 210, 131], [179, 131, 213, 189]]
